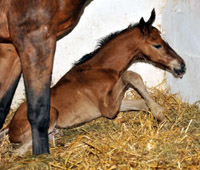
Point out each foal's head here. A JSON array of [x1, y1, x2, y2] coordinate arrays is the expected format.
[[137, 9, 186, 78]]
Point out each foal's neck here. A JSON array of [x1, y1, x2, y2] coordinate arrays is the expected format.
[[91, 29, 141, 74]]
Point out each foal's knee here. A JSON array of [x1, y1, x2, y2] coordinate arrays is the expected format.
[[101, 109, 118, 119], [122, 71, 143, 85]]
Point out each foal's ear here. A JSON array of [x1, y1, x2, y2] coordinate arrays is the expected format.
[[139, 17, 149, 36], [147, 8, 156, 26], [139, 17, 145, 27]]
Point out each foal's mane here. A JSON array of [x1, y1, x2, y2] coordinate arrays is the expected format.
[[74, 22, 139, 66]]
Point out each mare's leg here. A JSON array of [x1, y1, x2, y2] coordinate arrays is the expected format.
[[0, 44, 21, 129], [8, 5, 57, 153], [122, 71, 165, 121], [12, 34, 56, 155]]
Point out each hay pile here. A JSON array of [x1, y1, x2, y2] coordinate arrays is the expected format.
[[0, 85, 200, 169]]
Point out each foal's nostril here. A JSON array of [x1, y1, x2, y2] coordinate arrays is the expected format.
[[181, 63, 186, 73]]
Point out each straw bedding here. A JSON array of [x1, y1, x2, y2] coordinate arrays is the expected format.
[[0, 84, 200, 169]]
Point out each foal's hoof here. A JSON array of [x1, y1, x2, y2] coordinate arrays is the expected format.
[[150, 104, 166, 122], [13, 146, 29, 156]]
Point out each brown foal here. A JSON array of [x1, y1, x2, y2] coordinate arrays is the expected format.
[[7, 9, 186, 154], [0, 0, 91, 155]]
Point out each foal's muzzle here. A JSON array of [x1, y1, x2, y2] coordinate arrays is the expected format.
[[173, 63, 186, 78]]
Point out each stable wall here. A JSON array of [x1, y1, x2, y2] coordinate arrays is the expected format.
[[162, 0, 200, 103]]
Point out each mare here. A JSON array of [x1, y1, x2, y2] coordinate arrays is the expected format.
[[7, 9, 186, 154], [0, 0, 91, 155]]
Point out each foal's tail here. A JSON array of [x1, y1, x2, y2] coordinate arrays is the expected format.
[[0, 127, 9, 139]]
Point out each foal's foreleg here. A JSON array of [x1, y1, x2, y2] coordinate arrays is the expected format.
[[0, 44, 21, 129], [119, 99, 148, 112], [122, 71, 165, 121], [100, 75, 147, 118]]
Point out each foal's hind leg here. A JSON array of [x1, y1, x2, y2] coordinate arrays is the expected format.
[[10, 106, 58, 156], [122, 71, 165, 121], [0, 44, 21, 129]]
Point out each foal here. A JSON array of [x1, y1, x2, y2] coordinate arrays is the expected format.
[[7, 9, 186, 154]]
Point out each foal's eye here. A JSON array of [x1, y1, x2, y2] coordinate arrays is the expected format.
[[153, 44, 162, 49]]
